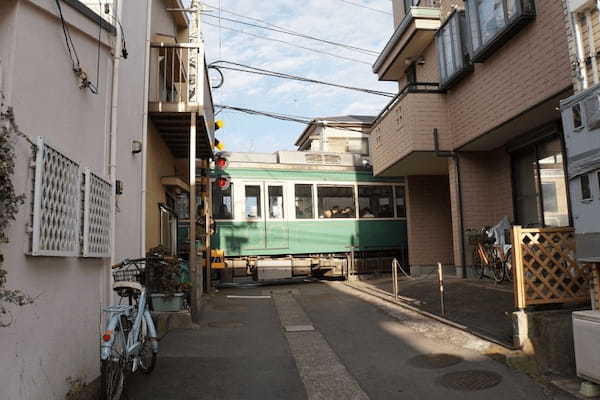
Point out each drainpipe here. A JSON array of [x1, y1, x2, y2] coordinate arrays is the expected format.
[[140, 0, 153, 257], [109, 0, 123, 265], [433, 128, 466, 278]]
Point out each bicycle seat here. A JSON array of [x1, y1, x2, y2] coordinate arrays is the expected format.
[[113, 281, 143, 293]]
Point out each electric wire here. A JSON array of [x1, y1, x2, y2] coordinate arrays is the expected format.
[[215, 104, 368, 133], [203, 21, 372, 65], [200, 9, 378, 56], [209, 60, 395, 97], [335, 0, 392, 15]]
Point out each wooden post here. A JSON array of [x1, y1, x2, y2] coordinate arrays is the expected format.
[[438, 262, 445, 316], [512, 225, 525, 310], [203, 160, 212, 292], [189, 112, 202, 321]]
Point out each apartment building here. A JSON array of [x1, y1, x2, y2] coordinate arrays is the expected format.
[[295, 115, 374, 157], [371, 0, 573, 275], [0, 0, 214, 398]]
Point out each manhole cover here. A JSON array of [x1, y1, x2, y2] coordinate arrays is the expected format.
[[436, 370, 503, 391], [207, 321, 243, 328], [408, 353, 463, 369]]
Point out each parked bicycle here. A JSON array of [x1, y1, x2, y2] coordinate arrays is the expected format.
[[100, 258, 159, 400], [470, 227, 513, 283]]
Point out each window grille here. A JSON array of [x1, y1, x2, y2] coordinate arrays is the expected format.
[[83, 169, 112, 258], [31, 137, 81, 257]]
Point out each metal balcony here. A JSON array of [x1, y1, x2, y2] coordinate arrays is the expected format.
[[148, 42, 215, 159]]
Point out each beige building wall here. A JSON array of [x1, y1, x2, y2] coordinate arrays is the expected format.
[[145, 124, 178, 251], [405, 175, 454, 267], [443, 0, 571, 148]]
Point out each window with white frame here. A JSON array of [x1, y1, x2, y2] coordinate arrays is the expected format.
[[244, 185, 262, 218], [358, 186, 394, 218], [268, 186, 284, 219], [295, 184, 314, 219], [317, 186, 356, 219], [465, 0, 535, 62], [436, 10, 472, 88]]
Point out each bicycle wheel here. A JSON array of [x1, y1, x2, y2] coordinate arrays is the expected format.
[[504, 248, 513, 282], [100, 329, 126, 400], [139, 317, 157, 374], [472, 247, 484, 279], [491, 249, 505, 283]]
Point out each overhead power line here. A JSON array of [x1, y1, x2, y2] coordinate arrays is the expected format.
[[200, 9, 378, 56], [203, 21, 373, 65], [215, 104, 368, 133], [335, 0, 392, 15], [209, 60, 395, 97]]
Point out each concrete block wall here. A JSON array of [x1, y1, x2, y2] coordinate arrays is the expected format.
[[405, 175, 454, 267]]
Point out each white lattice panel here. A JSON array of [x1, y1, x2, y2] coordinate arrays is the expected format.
[[82, 169, 112, 257], [31, 137, 81, 256]]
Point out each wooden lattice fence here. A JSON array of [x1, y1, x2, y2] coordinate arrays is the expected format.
[[512, 226, 591, 309]]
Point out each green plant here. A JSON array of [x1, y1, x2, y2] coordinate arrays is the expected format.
[[146, 246, 185, 297], [1, 104, 33, 327]]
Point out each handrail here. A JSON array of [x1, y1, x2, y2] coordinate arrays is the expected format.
[[150, 42, 202, 49]]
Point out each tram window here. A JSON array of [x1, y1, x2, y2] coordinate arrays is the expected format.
[[295, 184, 314, 219], [358, 186, 394, 218], [395, 186, 406, 218], [317, 186, 356, 218], [268, 186, 284, 219], [213, 182, 233, 219], [245, 185, 262, 218]]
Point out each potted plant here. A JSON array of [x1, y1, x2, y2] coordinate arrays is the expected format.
[[146, 246, 187, 312]]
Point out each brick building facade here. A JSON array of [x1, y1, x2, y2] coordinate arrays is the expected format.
[[371, 0, 574, 274]]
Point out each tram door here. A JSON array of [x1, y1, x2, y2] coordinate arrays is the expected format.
[[264, 183, 289, 250]]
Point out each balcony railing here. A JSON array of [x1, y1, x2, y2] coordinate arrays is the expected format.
[[149, 42, 201, 105], [370, 82, 448, 176]]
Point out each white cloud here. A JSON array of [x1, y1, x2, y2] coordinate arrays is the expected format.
[[202, 0, 397, 152]]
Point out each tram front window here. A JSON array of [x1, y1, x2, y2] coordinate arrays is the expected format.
[[358, 186, 394, 218], [245, 185, 262, 218], [317, 186, 356, 218], [295, 184, 314, 219]]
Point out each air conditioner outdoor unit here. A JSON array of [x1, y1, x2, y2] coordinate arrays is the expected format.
[[568, 0, 596, 13], [573, 311, 600, 383]]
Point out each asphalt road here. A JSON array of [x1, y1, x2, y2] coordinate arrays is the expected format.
[[127, 281, 573, 400]]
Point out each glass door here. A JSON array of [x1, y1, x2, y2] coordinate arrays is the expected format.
[[265, 184, 289, 249]]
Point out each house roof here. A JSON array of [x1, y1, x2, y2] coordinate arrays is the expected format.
[[294, 115, 376, 147]]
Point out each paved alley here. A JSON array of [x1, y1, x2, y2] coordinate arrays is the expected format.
[[127, 282, 573, 400]]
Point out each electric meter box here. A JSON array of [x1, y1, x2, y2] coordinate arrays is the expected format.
[[560, 83, 600, 259]]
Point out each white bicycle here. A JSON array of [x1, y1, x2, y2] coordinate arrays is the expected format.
[[100, 258, 159, 400]]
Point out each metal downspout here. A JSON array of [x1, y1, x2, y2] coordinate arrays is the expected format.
[[140, 0, 153, 257], [433, 128, 466, 278]]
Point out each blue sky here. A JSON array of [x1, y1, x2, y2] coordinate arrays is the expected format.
[[200, 0, 397, 152]]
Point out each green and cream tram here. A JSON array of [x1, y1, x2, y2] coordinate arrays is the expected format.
[[211, 151, 408, 279]]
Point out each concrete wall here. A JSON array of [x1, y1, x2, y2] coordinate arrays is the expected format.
[[0, 1, 113, 399], [0, 0, 153, 398], [405, 175, 454, 268]]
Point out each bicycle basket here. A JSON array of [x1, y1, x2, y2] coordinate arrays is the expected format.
[[112, 263, 146, 285]]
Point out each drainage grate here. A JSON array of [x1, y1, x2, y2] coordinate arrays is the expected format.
[[208, 321, 244, 328], [408, 354, 463, 369], [436, 370, 503, 391]]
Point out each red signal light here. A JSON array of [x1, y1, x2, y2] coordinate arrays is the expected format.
[[216, 176, 230, 190], [102, 332, 112, 342], [215, 157, 228, 169]]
